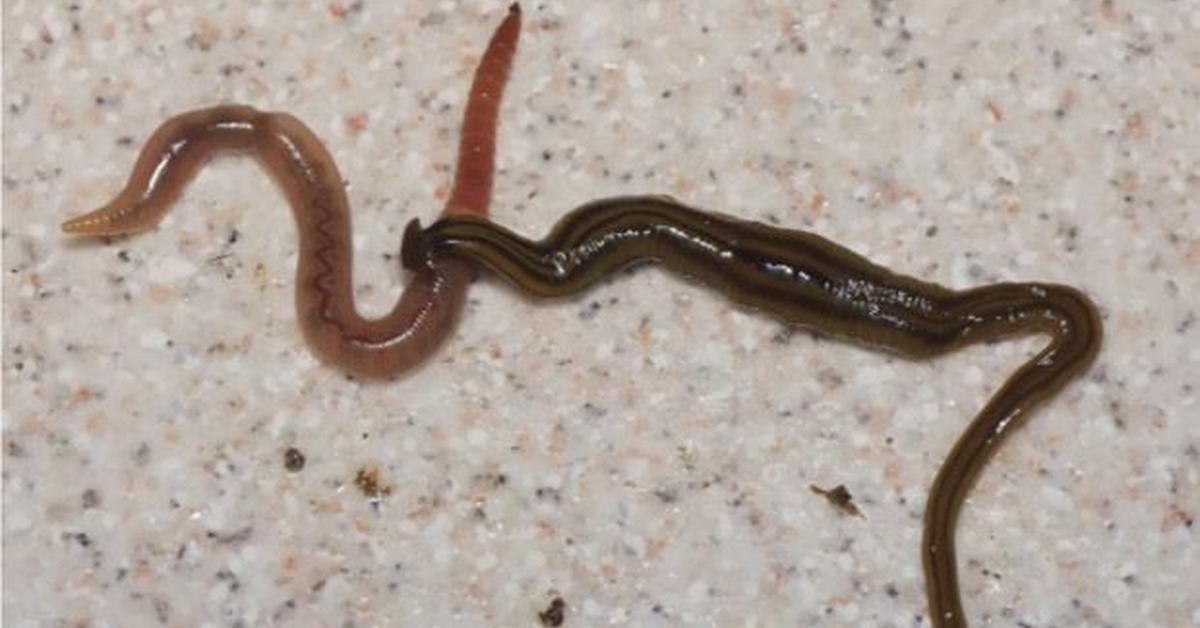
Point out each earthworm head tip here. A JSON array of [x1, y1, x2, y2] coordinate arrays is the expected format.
[[61, 206, 121, 236], [60, 217, 86, 235], [401, 218, 430, 272]]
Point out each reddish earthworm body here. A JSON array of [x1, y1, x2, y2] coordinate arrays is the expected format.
[[61, 5, 523, 378]]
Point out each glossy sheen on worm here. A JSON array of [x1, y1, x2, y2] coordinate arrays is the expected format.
[[60, 5, 522, 379], [404, 196, 1103, 628]]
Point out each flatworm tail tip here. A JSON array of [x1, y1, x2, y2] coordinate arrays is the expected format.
[[509, 2, 521, 15]]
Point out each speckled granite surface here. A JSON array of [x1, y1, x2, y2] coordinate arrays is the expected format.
[[4, 2, 1198, 626]]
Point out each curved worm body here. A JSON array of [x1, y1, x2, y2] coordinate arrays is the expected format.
[[61, 5, 522, 378], [404, 196, 1102, 628]]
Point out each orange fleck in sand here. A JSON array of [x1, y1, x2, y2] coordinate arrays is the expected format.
[[809, 192, 826, 214], [345, 112, 368, 133], [986, 101, 1003, 123]]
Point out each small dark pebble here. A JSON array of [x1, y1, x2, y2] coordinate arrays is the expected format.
[[283, 447, 305, 472], [538, 596, 566, 627]]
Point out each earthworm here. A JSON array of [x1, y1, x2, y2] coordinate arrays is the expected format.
[[61, 4, 522, 378]]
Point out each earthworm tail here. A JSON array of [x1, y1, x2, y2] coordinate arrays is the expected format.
[[445, 3, 522, 217]]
